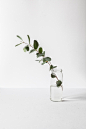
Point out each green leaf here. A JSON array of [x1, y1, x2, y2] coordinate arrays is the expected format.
[[27, 35, 30, 44], [41, 62, 46, 65], [15, 43, 22, 47], [56, 80, 62, 87], [23, 45, 29, 52], [23, 48, 27, 52], [43, 57, 51, 62], [50, 65, 53, 70], [50, 65, 57, 70], [33, 40, 39, 49], [51, 73, 56, 78], [17, 35, 23, 41], [53, 66, 57, 68], [42, 51, 45, 56], [38, 47, 43, 53], [35, 59, 43, 63], [36, 51, 45, 58], [29, 49, 35, 53]]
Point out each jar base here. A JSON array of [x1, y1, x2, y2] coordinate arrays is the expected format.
[[50, 98, 62, 102]]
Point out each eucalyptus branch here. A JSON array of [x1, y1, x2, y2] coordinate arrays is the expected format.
[[15, 35, 63, 89]]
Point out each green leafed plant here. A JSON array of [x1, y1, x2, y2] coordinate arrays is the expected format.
[[27, 35, 30, 44], [38, 47, 43, 53], [50, 65, 57, 70], [56, 80, 62, 87], [15, 43, 22, 47], [23, 45, 29, 52], [36, 51, 45, 58], [15, 35, 63, 88], [29, 49, 35, 53], [17, 35, 23, 41], [33, 40, 39, 49], [51, 73, 56, 78]]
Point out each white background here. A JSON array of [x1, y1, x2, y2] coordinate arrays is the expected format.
[[0, 0, 86, 88]]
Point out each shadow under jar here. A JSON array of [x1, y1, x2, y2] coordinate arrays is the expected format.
[[50, 68, 63, 102]]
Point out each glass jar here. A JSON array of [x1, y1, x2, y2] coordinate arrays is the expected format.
[[50, 68, 63, 102]]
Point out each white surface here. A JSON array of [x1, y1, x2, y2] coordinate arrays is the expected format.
[[0, 0, 86, 88], [0, 88, 86, 129]]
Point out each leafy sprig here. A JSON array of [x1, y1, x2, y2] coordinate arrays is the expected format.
[[15, 35, 62, 88]]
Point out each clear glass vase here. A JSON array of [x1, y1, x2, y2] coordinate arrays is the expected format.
[[50, 68, 63, 102]]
